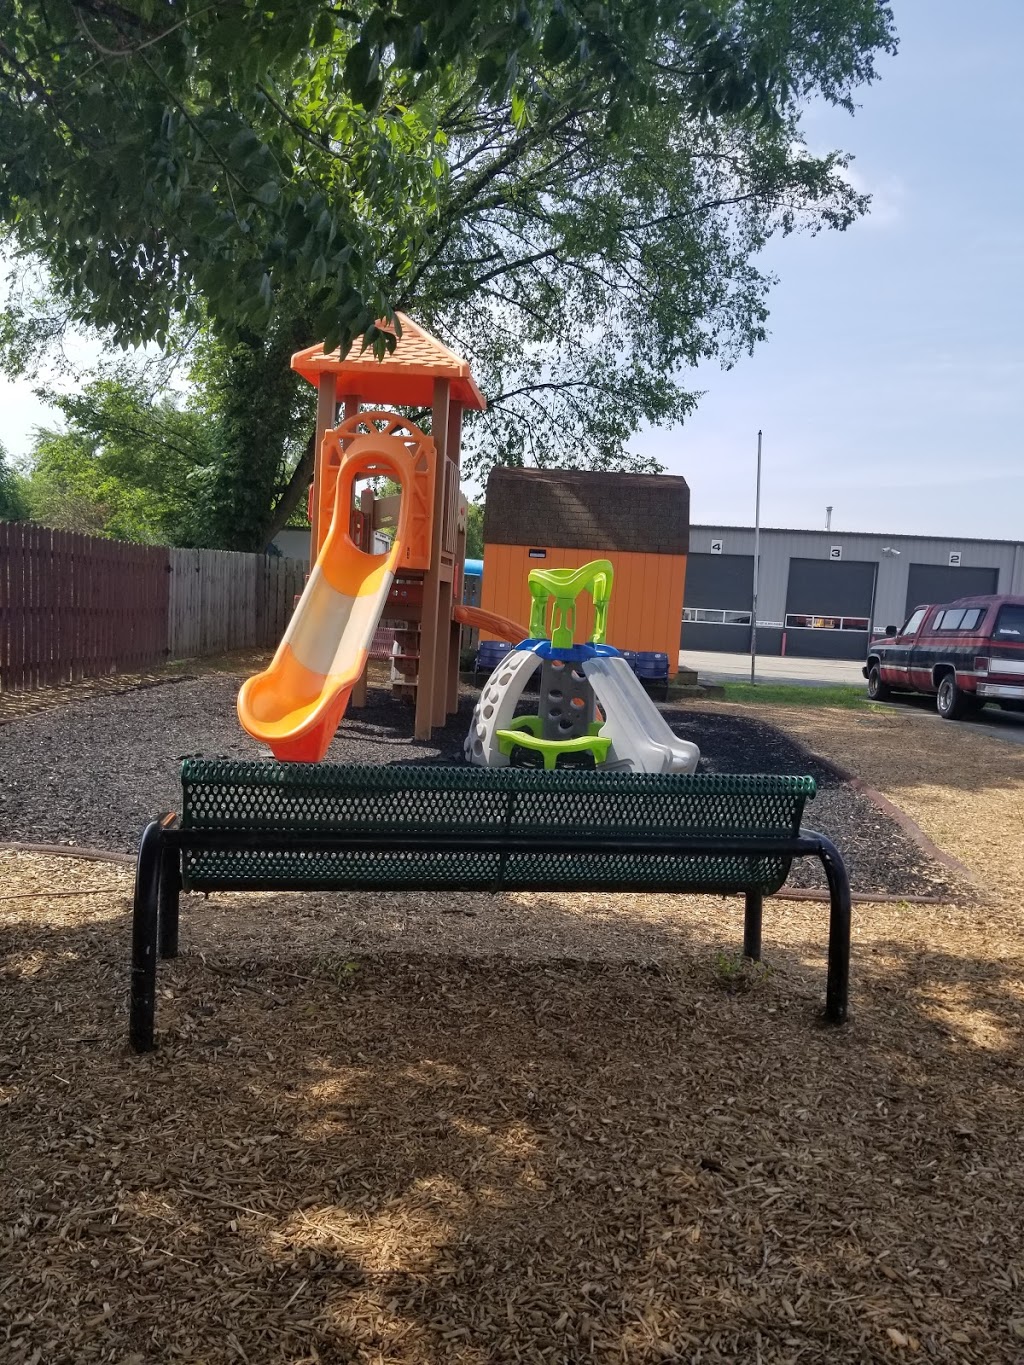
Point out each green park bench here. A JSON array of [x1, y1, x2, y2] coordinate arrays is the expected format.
[[129, 762, 852, 1052]]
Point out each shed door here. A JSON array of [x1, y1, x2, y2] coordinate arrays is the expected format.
[[784, 558, 877, 659], [904, 563, 998, 619]]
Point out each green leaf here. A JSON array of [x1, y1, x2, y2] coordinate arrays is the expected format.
[[312, 12, 335, 47], [510, 89, 528, 129], [229, 128, 261, 159], [542, 11, 576, 63]]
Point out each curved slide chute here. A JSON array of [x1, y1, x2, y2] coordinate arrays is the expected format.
[[453, 603, 529, 645], [238, 427, 429, 762]]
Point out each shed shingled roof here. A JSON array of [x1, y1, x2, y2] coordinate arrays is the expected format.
[[484, 468, 689, 555]]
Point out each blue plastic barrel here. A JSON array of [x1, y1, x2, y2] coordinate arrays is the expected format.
[[634, 651, 669, 681], [475, 640, 512, 673]]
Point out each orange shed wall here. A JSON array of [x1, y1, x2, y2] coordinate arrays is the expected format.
[[480, 545, 687, 675]]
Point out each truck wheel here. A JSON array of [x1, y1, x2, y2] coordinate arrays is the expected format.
[[936, 673, 970, 720], [866, 665, 891, 701]]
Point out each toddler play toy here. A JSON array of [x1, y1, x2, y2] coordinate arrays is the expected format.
[[465, 559, 700, 773]]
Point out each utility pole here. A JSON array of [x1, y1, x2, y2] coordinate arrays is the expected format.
[[750, 430, 762, 685]]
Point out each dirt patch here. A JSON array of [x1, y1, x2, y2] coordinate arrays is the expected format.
[[707, 701, 1024, 902], [0, 670, 958, 900]]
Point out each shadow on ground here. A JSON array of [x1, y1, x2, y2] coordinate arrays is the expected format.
[[1, 886, 1021, 1364]]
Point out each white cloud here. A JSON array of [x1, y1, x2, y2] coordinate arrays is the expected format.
[[836, 161, 906, 229]]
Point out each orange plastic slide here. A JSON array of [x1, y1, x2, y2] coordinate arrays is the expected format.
[[238, 431, 423, 763], [453, 603, 529, 644]]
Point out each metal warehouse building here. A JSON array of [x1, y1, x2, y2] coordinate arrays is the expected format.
[[681, 526, 1024, 661]]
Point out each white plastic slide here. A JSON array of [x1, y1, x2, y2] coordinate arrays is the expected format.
[[583, 654, 700, 774]]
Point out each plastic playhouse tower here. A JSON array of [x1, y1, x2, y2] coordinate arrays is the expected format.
[[465, 559, 700, 773], [238, 315, 524, 761]]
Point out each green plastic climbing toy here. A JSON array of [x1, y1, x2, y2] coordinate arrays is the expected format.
[[492, 559, 620, 769], [527, 559, 614, 647]]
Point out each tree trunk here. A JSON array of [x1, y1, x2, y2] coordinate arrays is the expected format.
[[266, 429, 316, 545], [205, 314, 314, 552]]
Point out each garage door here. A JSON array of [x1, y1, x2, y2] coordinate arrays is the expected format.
[[784, 558, 877, 660], [904, 563, 998, 619], [680, 553, 754, 652]]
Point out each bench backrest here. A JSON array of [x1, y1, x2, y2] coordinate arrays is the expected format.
[[179, 762, 815, 895]]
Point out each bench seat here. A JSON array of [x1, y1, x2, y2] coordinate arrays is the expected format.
[[129, 763, 851, 1051]]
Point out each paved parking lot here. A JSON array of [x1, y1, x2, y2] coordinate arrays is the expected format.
[[679, 649, 868, 687], [679, 648, 1024, 744]]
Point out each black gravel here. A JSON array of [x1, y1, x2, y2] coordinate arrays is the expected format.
[[0, 675, 953, 897]]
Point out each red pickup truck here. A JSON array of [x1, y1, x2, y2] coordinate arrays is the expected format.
[[864, 594, 1024, 719]]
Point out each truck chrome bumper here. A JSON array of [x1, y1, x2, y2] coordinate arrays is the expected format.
[[977, 683, 1024, 700]]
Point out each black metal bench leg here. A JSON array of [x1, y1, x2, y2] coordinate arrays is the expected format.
[[816, 835, 852, 1024], [130, 820, 163, 1053], [158, 848, 181, 960], [743, 891, 763, 961]]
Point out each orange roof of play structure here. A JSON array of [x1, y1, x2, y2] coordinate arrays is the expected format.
[[291, 313, 486, 411]]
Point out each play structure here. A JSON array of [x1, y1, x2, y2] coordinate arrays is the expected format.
[[236, 318, 696, 768], [480, 467, 691, 674], [466, 559, 700, 773], [237, 316, 523, 760]]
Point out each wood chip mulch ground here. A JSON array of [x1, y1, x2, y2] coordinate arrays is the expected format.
[[2, 663, 1022, 1363]]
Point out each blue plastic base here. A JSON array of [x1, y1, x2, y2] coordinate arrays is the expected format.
[[513, 640, 622, 663]]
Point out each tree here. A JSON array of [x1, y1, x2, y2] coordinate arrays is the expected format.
[[0, 1, 897, 544], [465, 503, 485, 560], [0, 442, 29, 521], [1, 1, 831, 347], [20, 371, 220, 542], [21, 430, 117, 535], [188, 321, 317, 550]]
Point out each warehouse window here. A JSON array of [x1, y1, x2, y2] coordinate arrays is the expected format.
[[683, 607, 753, 625], [785, 614, 870, 632]]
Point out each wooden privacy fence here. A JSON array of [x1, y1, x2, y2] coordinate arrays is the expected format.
[[168, 550, 304, 658], [0, 522, 169, 690], [0, 522, 305, 693]]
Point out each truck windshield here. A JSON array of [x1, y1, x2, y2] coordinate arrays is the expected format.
[[993, 605, 1024, 640]]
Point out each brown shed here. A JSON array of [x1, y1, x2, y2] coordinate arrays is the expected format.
[[481, 468, 690, 673]]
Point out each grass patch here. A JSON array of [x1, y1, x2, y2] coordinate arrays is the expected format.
[[719, 682, 879, 709]]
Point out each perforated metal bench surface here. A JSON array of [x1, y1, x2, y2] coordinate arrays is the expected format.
[[179, 761, 815, 893], [129, 763, 851, 1052]]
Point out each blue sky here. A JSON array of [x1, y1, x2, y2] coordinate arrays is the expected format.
[[2, 1, 1022, 541], [643, 0, 1024, 539]]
